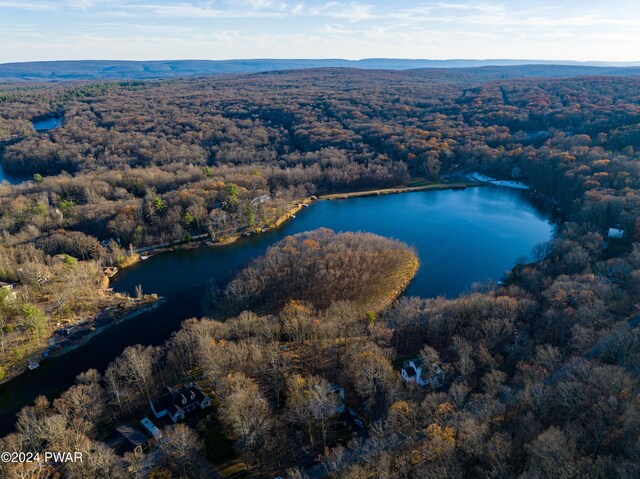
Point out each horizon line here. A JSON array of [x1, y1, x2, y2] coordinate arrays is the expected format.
[[2, 58, 640, 66]]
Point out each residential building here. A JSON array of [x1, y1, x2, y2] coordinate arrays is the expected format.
[[150, 384, 211, 423], [400, 357, 443, 387]]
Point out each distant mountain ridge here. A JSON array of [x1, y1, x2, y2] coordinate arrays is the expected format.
[[2, 58, 640, 81]]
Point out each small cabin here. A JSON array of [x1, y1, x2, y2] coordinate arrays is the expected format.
[[401, 358, 443, 388]]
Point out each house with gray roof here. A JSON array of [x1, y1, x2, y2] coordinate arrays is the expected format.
[[150, 384, 211, 423]]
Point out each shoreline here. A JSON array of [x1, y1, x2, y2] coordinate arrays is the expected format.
[[116, 197, 316, 260], [318, 181, 481, 200], [115, 181, 478, 265], [0, 197, 317, 384], [0, 180, 475, 383], [44, 297, 165, 359], [368, 250, 420, 314], [0, 296, 162, 385]]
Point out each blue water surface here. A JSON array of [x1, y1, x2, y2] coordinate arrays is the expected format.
[[0, 186, 553, 429]]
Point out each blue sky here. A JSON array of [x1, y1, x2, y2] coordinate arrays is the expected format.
[[0, 0, 638, 63]]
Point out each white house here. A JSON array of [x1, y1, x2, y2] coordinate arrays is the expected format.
[[150, 384, 211, 423], [251, 194, 270, 205], [608, 228, 625, 239], [401, 358, 443, 388]]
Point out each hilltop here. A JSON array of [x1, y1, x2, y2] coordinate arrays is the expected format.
[[2, 58, 640, 81]]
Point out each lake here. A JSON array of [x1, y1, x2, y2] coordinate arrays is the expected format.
[[0, 186, 553, 431], [32, 117, 63, 132]]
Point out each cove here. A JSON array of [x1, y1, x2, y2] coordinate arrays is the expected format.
[[0, 186, 553, 431]]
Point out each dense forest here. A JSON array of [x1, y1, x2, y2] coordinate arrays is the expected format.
[[1, 67, 640, 478], [3, 69, 640, 248]]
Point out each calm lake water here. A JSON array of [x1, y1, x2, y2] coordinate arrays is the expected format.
[[0, 186, 553, 431], [0, 165, 31, 185], [32, 117, 62, 132]]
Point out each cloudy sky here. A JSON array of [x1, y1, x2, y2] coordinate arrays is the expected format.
[[1, 0, 639, 63]]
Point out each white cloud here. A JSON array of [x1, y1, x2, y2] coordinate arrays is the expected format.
[[0, 1, 56, 11], [1, 0, 640, 62], [65, 0, 97, 9]]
